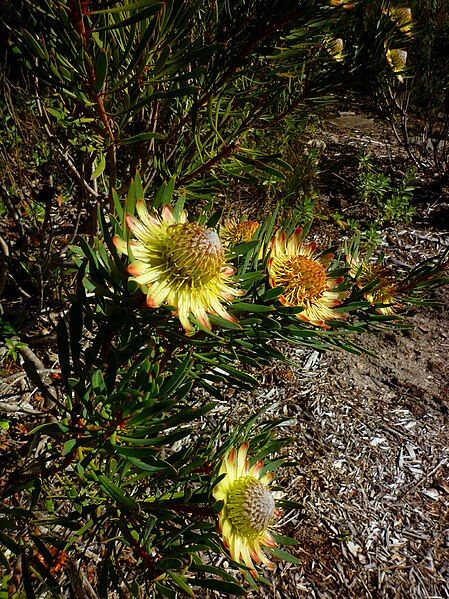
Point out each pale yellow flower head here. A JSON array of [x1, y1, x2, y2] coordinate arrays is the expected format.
[[327, 37, 345, 62], [113, 202, 242, 333], [384, 7, 413, 36], [329, 0, 355, 8], [347, 256, 400, 315], [386, 48, 408, 82], [267, 228, 348, 329], [213, 443, 281, 577]]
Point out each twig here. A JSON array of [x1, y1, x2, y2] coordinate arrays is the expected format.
[[0, 234, 9, 295], [0, 185, 25, 238], [399, 458, 447, 498], [34, 79, 99, 199], [0, 399, 44, 415], [17, 342, 57, 409], [23, 333, 58, 347], [177, 142, 237, 186], [6, 273, 32, 299], [65, 556, 99, 599], [1, 368, 60, 385]]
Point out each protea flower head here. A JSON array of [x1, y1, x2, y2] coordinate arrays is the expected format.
[[384, 7, 413, 36], [386, 48, 408, 82], [267, 228, 348, 329], [220, 219, 260, 247], [327, 37, 345, 62], [329, 0, 355, 8], [347, 256, 400, 315], [213, 443, 281, 576], [113, 202, 242, 332]]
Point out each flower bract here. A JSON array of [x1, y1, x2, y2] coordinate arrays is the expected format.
[[329, 0, 355, 9], [384, 7, 413, 36], [113, 202, 242, 332], [326, 37, 345, 62], [220, 219, 260, 247], [213, 443, 280, 576], [386, 48, 408, 82], [347, 256, 400, 315], [267, 228, 347, 328]]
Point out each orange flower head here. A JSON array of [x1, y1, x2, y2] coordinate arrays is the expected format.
[[220, 219, 260, 247], [267, 228, 348, 328], [347, 256, 400, 315]]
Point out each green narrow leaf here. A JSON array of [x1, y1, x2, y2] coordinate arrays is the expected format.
[[270, 532, 299, 546], [46, 107, 65, 120], [162, 403, 215, 428], [20, 354, 57, 407], [217, 364, 258, 385], [20, 30, 49, 61], [29, 422, 69, 436], [62, 439, 77, 456], [157, 558, 183, 570], [94, 50, 108, 92], [119, 132, 165, 145], [190, 563, 240, 583], [94, 4, 161, 31], [21, 554, 34, 599], [260, 458, 285, 475], [153, 177, 176, 209], [267, 546, 300, 564], [112, 189, 124, 221], [0, 531, 20, 554], [92, 154, 106, 179], [207, 207, 223, 229], [119, 19, 161, 85], [232, 302, 273, 313], [226, 240, 258, 258], [90, 0, 162, 14], [261, 286, 285, 301], [121, 87, 198, 114], [159, 354, 191, 396], [77, 236, 99, 269], [69, 302, 83, 372], [125, 176, 138, 217], [166, 571, 195, 597], [92, 369, 105, 393], [155, 581, 176, 599], [98, 475, 139, 512], [57, 317, 71, 389], [126, 456, 167, 473], [207, 314, 241, 330], [0, 573, 10, 596], [173, 194, 185, 221]]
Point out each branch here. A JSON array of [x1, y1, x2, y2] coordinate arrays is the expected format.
[[177, 142, 238, 186], [34, 84, 99, 199], [65, 556, 99, 599], [17, 341, 58, 409]]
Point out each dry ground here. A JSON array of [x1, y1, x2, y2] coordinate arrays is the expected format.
[[211, 286, 448, 598]]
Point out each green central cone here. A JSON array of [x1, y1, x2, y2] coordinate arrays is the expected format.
[[226, 476, 276, 539], [165, 223, 224, 281]]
